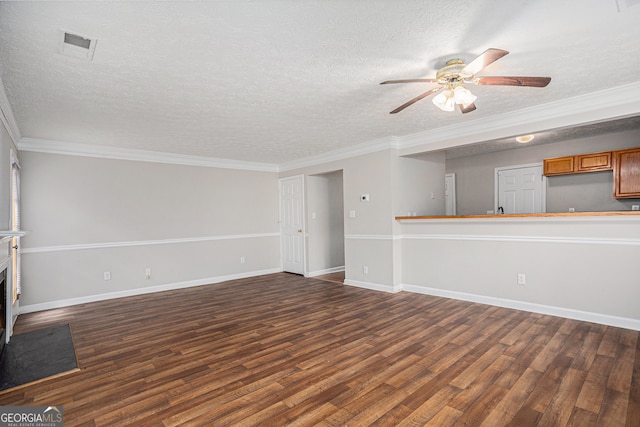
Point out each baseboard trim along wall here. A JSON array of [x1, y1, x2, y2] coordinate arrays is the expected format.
[[344, 278, 640, 331], [344, 279, 402, 294], [19, 268, 282, 314], [402, 284, 640, 331], [306, 266, 345, 278], [20, 268, 640, 330]]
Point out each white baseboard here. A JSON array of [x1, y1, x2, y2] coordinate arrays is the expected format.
[[343, 279, 402, 293], [19, 268, 282, 314], [306, 266, 345, 278], [20, 271, 639, 331], [402, 283, 640, 331]]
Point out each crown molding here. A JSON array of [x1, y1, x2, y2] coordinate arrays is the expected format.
[[17, 138, 279, 172], [278, 135, 400, 172], [397, 81, 640, 156], [0, 77, 22, 145], [12, 82, 640, 172]]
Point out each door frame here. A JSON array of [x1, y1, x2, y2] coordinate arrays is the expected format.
[[494, 163, 546, 213], [279, 175, 306, 275]]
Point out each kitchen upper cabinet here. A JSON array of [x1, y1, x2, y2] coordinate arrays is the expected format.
[[544, 151, 612, 176], [544, 147, 639, 199], [576, 151, 612, 172], [613, 147, 640, 198], [544, 156, 575, 176]]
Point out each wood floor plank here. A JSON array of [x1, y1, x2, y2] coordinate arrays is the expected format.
[[479, 367, 543, 426], [534, 367, 588, 426], [627, 332, 640, 426], [0, 272, 637, 426]]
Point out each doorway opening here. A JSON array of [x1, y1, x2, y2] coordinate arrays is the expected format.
[[306, 170, 345, 279]]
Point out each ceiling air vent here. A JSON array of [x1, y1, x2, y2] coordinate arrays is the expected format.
[[59, 30, 97, 60]]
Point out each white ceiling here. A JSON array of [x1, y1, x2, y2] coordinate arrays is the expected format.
[[1, 0, 640, 165]]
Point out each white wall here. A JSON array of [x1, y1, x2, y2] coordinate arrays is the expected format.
[[19, 151, 281, 310], [282, 149, 398, 289], [393, 152, 446, 218], [399, 217, 640, 329]]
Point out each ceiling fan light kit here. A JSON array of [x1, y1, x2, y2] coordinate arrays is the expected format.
[[431, 85, 476, 112], [432, 91, 455, 111], [381, 48, 551, 114], [453, 85, 477, 106]]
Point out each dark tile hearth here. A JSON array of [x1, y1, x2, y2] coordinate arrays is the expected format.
[[0, 323, 78, 391]]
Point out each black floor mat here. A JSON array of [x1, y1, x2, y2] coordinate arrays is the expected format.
[[0, 324, 78, 391]]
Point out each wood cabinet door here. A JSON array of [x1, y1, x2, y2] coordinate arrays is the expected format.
[[613, 148, 640, 198], [576, 151, 612, 172], [543, 156, 574, 176]]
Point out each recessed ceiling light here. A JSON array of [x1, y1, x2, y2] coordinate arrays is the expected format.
[[516, 134, 535, 143]]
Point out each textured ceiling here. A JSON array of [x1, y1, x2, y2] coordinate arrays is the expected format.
[[1, 0, 640, 164]]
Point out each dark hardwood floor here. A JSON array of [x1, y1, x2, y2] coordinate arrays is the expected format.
[[0, 273, 638, 426]]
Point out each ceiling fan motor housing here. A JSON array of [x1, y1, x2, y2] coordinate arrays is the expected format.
[[436, 59, 473, 84]]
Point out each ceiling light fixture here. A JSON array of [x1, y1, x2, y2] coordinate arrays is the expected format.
[[432, 90, 455, 111], [516, 134, 535, 143], [432, 82, 477, 112], [381, 49, 551, 115]]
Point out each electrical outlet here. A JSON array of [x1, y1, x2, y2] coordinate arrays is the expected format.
[[104, 271, 111, 281], [632, 205, 639, 211], [363, 265, 369, 275], [240, 256, 245, 264], [569, 208, 575, 212], [145, 268, 151, 280], [349, 210, 356, 218], [517, 273, 526, 285]]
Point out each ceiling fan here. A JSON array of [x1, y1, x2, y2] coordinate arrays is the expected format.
[[381, 48, 551, 114]]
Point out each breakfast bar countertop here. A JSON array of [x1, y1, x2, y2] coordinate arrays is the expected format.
[[396, 211, 640, 221]]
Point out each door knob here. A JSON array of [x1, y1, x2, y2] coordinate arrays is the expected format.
[[298, 229, 302, 233]]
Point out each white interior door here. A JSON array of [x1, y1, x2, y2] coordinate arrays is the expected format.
[[445, 173, 456, 215], [497, 164, 545, 214], [280, 176, 305, 274]]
